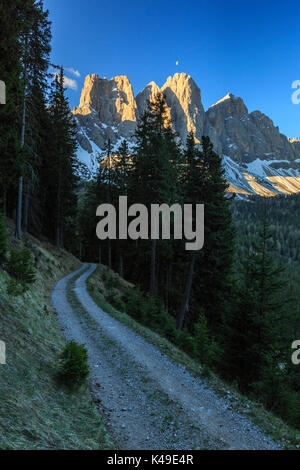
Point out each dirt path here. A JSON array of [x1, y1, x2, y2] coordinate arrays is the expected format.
[[52, 263, 281, 450]]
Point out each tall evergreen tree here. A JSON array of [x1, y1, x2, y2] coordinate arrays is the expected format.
[[129, 93, 179, 295], [176, 132, 207, 329], [0, 1, 23, 214], [225, 212, 288, 404], [22, 0, 51, 235], [193, 136, 235, 334], [42, 67, 78, 247]]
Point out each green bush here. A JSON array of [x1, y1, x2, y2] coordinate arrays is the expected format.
[[122, 288, 221, 372], [6, 248, 36, 290], [58, 341, 89, 390], [107, 290, 126, 312], [103, 271, 118, 289], [193, 311, 222, 367], [124, 287, 148, 322], [6, 278, 24, 296]]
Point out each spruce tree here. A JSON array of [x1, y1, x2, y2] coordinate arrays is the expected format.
[[193, 136, 235, 335], [0, 1, 23, 214], [176, 132, 206, 329], [22, 0, 51, 235], [44, 67, 78, 247], [225, 212, 288, 403], [114, 139, 131, 276], [129, 92, 179, 295]]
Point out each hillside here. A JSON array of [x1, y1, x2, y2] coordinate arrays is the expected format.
[[0, 220, 112, 450], [0, 219, 299, 449]]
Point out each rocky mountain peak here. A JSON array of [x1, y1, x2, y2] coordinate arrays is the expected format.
[[136, 81, 160, 117], [73, 72, 300, 197], [209, 93, 248, 116], [161, 72, 205, 143]]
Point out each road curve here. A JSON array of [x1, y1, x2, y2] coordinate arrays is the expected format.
[[52, 263, 281, 450]]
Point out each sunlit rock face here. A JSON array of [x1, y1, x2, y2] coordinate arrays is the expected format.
[[73, 74, 138, 150], [73, 72, 205, 154], [73, 73, 300, 197], [204, 93, 300, 164], [136, 81, 161, 118], [161, 73, 205, 144]]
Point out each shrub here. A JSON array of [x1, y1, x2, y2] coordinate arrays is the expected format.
[[107, 290, 126, 312], [6, 248, 36, 290], [6, 278, 24, 296], [161, 314, 178, 343], [193, 311, 222, 367], [124, 288, 147, 322], [103, 271, 118, 289], [58, 341, 89, 390], [112, 296, 125, 312]]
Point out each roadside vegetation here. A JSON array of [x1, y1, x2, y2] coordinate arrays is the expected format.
[[87, 263, 300, 449], [0, 219, 112, 450]]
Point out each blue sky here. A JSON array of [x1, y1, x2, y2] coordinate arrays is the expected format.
[[44, 0, 300, 138]]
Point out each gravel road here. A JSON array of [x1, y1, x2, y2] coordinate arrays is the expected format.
[[52, 263, 281, 450]]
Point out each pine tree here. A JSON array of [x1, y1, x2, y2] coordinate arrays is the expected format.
[[22, 0, 51, 235], [129, 92, 179, 295], [0, 1, 23, 214], [43, 67, 78, 247], [176, 132, 206, 329], [114, 139, 131, 276], [193, 136, 235, 335], [225, 212, 288, 403], [0, 1, 51, 236]]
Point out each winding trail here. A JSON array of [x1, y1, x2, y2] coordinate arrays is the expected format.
[[52, 263, 281, 450]]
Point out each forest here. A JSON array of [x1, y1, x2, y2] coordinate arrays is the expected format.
[[0, 0, 299, 433]]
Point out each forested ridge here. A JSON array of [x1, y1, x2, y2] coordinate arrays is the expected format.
[[0, 0, 299, 437]]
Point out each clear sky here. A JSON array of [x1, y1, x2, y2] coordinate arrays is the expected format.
[[44, 0, 300, 138]]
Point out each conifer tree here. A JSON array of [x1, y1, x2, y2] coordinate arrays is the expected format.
[[98, 139, 115, 268], [43, 68, 78, 247], [114, 139, 131, 276], [176, 132, 206, 329], [225, 212, 288, 402], [22, 0, 51, 235], [130, 93, 179, 295], [193, 136, 235, 334], [0, 1, 23, 213]]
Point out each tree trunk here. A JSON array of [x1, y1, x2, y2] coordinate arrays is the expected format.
[[108, 240, 112, 269], [16, 176, 23, 238], [16, 36, 28, 239], [119, 252, 124, 278], [165, 266, 170, 312], [2, 191, 6, 215], [176, 254, 196, 330], [23, 187, 29, 234], [149, 239, 157, 296]]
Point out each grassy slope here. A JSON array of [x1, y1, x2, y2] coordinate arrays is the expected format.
[[87, 264, 300, 450], [0, 220, 112, 450]]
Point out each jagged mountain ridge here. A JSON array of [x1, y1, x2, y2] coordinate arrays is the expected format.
[[73, 72, 300, 196]]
